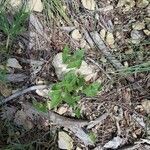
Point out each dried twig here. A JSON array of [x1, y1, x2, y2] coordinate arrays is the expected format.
[[22, 103, 93, 146], [0, 85, 49, 106]]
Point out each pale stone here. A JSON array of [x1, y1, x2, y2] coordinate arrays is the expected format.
[[132, 21, 145, 30], [52, 53, 72, 80], [58, 131, 73, 150], [71, 29, 82, 40], [7, 58, 22, 69], [142, 100, 150, 114], [52, 53, 98, 81], [81, 0, 96, 10]]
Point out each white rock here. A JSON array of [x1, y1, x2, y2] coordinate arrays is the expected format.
[[52, 53, 98, 81], [81, 0, 96, 10], [137, 0, 149, 8], [58, 131, 73, 150], [132, 21, 145, 30], [28, 0, 43, 12], [142, 100, 150, 114], [7, 58, 22, 69], [71, 29, 82, 40], [106, 32, 115, 48], [52, 53, 72, 80], [130, 30, 144, 44]]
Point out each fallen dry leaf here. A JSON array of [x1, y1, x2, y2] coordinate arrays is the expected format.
[[0, 82, 12, 97], [106, 32, 115, 48], [100, 29, 106, 41], [81, 0, 96, 10], [28, 0, 43, 12], [71, 29, 82, 40], [143, 29, 150, 36]]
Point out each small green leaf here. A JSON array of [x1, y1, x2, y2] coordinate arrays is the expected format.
[[68, 59, 82, 68], [74, 107, 81, 118], [50, 90, 62, 108], [62, 45, 71, 63], [74, 49, 84, 60], [83, 82, 101, 97], [62, 92, 75, 106]]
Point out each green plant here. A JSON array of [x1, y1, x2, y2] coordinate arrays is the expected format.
[[33, 47, 101, 117], [0, 4, 30, 50], [62, 46, 84, 68], [48, 48, 101, 117], [49, 71, 101, 117]]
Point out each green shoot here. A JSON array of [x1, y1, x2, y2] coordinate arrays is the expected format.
[[0, 4, 30, 50], [62, 46, 84, 68]]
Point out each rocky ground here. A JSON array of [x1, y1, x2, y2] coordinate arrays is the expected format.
[[0, 0, 150, 149]]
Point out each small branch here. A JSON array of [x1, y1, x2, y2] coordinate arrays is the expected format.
[[0, 85, 49, 106], [22, 103, 93, 146]]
